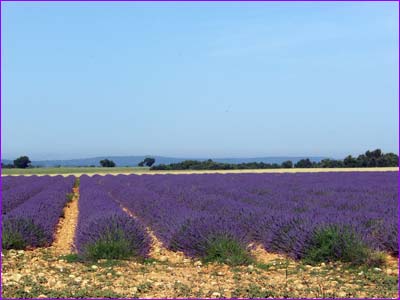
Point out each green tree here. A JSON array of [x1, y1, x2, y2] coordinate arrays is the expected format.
[[366, 149, 382, 159], [318, 159, 343, 168], [381, 153, 398, 167], [139, 157, 156, 167], [281, 160, 293, 168], [144, 157, 156, 167], [100, 159, 116, 167], [343, 155, 358, 167], [356, 149, 391, 167], [13, 156, 31, 169], [356, 154, 368, 167], [294, 158, 313, 168]]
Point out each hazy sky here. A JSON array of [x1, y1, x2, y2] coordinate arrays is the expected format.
[[2, 2, 398, 160]]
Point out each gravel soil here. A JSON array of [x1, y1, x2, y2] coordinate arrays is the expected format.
[[52, 187, 79, 255], [2, 247, 398, 298]]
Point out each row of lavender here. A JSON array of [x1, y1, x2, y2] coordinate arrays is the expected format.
[[78, 172, 397, 260], [2, 176, 75, 249], [74, 176, 150, 259], [3, 176, 64, 214]]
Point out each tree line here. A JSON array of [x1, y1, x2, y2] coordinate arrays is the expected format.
[[2, 150, 397, 170], [2, 156, 157, 169], [99, 157, 156, 168], [2, 156, 32, 169], [150, 149, 398, 171]]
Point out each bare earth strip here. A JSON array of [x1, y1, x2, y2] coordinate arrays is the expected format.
[[117, 196, 285, 264], [2, 167, 398, 177], [110, 192, 189, 263], [2, 247, 397, 298], [52, 186, 79, 255]]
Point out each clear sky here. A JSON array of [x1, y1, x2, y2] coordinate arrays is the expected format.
[[2, 2, 398, 160]]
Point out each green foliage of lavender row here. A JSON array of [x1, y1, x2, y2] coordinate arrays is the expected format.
[[74, 226, 385, 268]]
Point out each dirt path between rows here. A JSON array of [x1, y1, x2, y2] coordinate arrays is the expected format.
[[52, 186, 79, 254], [108, 192, 188, 263], [110, 192, 284, 265]]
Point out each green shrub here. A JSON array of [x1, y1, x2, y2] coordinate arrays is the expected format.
[[66, 193, 74, 203], [82, 229, 138, 260], [2, 229, 26, 250], [203, 235, 253, 266], [2, 219, 47, 249], [74, 177, 80, 188], [304, 225, 372, 266], [59, 253, 80, 263], [365, 251, 387, 267]]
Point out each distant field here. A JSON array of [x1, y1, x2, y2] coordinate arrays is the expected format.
[[1, 166, 397, 176], [1, 167, 150, 176]]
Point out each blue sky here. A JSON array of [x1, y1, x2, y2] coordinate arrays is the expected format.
[[2, 2, 398, 160]]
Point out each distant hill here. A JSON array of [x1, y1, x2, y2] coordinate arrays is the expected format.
[[1, 155, 327, 167]]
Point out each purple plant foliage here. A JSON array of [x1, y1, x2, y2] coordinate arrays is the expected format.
[[2, 176, 33, 191], [169, 215, 252, 257], [75, 175, 150, 258], [2, 176, 69, 215], [78, 172, 397, 259], [3, 176, 75, 248]]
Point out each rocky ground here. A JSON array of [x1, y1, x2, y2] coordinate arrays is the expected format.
[[2, 247, 398, 298]]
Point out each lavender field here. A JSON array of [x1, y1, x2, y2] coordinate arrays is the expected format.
[[3, 172, 397, 261], [2, 171, 399, 298], [77, 171, 398, 262], [2, 175, 75, 249]]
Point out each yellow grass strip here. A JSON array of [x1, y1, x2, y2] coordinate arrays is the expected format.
[[2, 167, 397, 177]]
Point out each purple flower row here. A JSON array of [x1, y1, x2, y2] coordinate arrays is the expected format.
[[74, 175, 150, 258], [3, 176, 75, 249], [85, 172, 397, 259], [2, 175, 70, 215]]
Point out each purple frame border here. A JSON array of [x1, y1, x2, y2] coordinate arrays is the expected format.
[[397, 1, 399, 299], [0, 0, 398, 1], [0, 1, 398, 300]]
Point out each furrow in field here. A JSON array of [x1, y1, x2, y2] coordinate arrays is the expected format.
[[52, 185, 80, 254], [107, 191, 187, 263]]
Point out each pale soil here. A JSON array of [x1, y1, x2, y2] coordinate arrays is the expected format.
[[117, 196, 295, 264], [2, 167, 398, 177], [52, 187, 79, 255], [112, 194, 189, 263], [2, 248, 398, 298]]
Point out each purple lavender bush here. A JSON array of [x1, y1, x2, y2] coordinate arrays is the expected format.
[[2, 176, 75, 249], [2, 175, 67, 215], [302, 224, 372, 265], [169, 215, 254, 265], [75, 176, 150, 260]]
